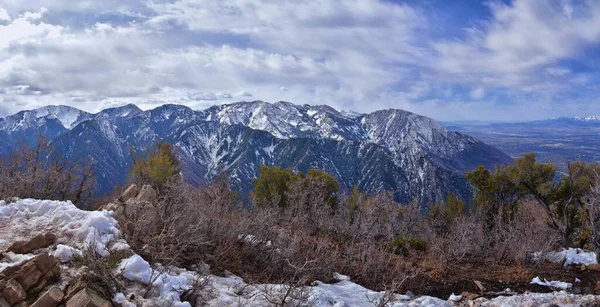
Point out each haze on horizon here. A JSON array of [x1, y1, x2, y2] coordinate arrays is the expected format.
[[1, 0, 600, 122]]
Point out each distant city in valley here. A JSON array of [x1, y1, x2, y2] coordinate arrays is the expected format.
[[447, 117, 600, 172]]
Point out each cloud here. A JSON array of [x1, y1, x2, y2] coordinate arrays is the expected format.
[[0, 7, 10, 21], [470, 87, 485, 100], [0, 1, 599, 121]]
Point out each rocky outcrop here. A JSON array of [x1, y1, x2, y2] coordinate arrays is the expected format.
[[136, 185, 157, 203], [0, 253, 60, 306], [0, 251, 116, 306], [103, 184, 160, 235], [119, 184, 139, 202], [7, 234, 56, 255]]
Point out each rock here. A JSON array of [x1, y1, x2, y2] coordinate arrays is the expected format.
[[66, 288, 112, 307], [136, 185, 157, 202], [64, 276, 87, 302], [31, 286, 64, 307], [14, 261, 43, 291], [2, 279, 26, 305], [1, 253, 60, 297], [7, 233, 57, 254], [32, 253, 59, 275], [120, 184, 139, 202]]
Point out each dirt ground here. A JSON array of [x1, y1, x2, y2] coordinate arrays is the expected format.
[[400, 261, 600, 299]]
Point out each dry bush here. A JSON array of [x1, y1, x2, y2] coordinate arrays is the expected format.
[[423, 201, 560, 266], [0, 136, 95, 207], [482, 202, 560, 264], [584, 174, 600, 254], [74, 245, 132, 298], [425, 215, 483, 266], [114, 176, 419, 295], [116, 170, 562, 297]]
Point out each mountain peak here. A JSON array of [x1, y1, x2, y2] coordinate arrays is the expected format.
[[21, 105, 90, 129], [97, 104, 142, 118]]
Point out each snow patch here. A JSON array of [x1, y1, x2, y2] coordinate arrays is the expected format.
[[0, 199, 121, 257], [113, 292, 136, 307], [536, 248, 598, 267], [448, 293, 462, 302], [531, 277, 572, 290], [54, 244, 83, 263], [117, 255, 199, 307]]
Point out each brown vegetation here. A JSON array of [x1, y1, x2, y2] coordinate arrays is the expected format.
[[0, 136, 95, 207]]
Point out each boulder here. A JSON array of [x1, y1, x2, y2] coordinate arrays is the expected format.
[[31, 286, 64, 307], [2, 279, 26, 305], [136, 185, 157, 202], [66, 288, 112, 307], [120, 184, 139, 202], [7, 233, 57, 254]]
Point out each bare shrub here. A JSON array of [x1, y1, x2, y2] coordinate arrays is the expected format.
[[584, 174, 600, 253], [0, 136, 95, 207], [425, 215, 483, 266], [75, 245, 132, 298], [423, 200, 560, 267]]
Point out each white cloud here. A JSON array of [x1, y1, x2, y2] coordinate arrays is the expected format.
[[0, 0, 599, 121], [432, 1, 600, 89], [0, 9, 61, 50], [0, 7, 10, 21]]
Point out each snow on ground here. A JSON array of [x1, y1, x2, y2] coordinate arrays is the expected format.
[[535, 248, 598, 267], [530, 277, 572, 290], [207, 273, 452, 307], [116, 254, 199, 307], [0, 199, 197, 307], [473, 291, 600, 306], [0, 252, 34, 272]]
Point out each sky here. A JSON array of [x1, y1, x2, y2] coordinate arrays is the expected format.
[[1, 0, 600, 121]]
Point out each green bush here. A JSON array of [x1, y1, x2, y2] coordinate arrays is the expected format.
[[130, 142, 181, 189], [388, 237, 427, 256]]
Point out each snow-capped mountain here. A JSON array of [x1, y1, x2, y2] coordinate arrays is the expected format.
[[545, 116, 600, 122], [0, 101, 513, 205]]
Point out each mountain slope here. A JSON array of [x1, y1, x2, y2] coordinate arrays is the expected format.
[[0, 101, 513, 205]]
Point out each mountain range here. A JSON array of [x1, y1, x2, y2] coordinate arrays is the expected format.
[[0, 101, 513, 205]]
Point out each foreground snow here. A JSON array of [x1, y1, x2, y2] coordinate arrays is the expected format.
[[474, 291, 600, 307], [1, 199, 600, 307]]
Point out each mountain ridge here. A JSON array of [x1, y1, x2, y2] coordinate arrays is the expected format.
[[0, 101, 513, 205]]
